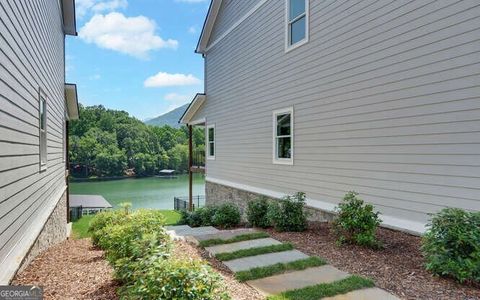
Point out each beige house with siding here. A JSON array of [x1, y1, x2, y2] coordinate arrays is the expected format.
[[181, 0, 480, 235], [0, 0, 78, 283]]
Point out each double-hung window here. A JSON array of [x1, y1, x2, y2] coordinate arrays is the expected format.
[[286, 0, 308, 50], [207, 124, 215, 159], [273, 107, 293, 165], [39, 89, 47, 170]]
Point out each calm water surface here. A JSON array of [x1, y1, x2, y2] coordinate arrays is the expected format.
[[69, 174, 205, 210]]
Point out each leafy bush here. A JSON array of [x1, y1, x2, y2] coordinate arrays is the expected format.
[[88, 209, 128, 246], [247, 196, 271, 228], [421, 208, 480, 283], [178, 206, 218, 227], [268, 192, 308, 232], [120, 257, 229, 300], [212, 203, 241, 229], [332, 192, 381, 248], [97, 209, 169, 262]]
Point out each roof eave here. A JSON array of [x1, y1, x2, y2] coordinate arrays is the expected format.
[[195, 0, 222, 54], [62, 0, 77, 36], [65, 83, 79, 120], [179, 93, 206, 125]]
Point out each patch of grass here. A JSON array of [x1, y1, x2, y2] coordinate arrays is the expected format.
[[71, 210, 181, 239], [72, 215, 95, 239], [267, 275, 375, 300], [235, 256, 326, 282], [160, 210, 182, 225], [199, 232, 270, 247], [215, 243, 294, 261]]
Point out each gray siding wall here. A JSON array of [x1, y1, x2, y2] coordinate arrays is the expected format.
[[203, 0, 480, 228], [0, 0, 67, 278]]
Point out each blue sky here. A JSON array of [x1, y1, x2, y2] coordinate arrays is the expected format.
[[66, 0, 210, 120]]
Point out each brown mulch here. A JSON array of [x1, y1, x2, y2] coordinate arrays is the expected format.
[[263, 223, 480, 300], [12, 239, 119, 300], [173, 240, 264, 300]]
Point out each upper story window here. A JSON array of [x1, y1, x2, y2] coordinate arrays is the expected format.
[[273, 107, 293, 165], [207, 124, 215, 160], [39, 89, 47, 170], [286, 0, 308, 51]]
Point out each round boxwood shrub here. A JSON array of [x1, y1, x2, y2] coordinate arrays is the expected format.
[[332, 192, 381, 248], [88, 209, 129, 246], [212, 203, 241, 229], [120, 257, 229, 300], [422, 208, 480, 283], [267, 192, 308, 232], [246, 196, 271, 228]]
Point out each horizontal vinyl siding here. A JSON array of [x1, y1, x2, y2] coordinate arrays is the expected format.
[[203, 0, 480, 226], [0, 0, 66, 273], [208, 0, 261, 44]]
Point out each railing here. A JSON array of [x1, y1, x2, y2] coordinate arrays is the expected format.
[[174, 195, 205, 211], [192, 149, 205, 168], [69, 206, 83, 222]]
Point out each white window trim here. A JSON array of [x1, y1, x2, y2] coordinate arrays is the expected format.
[[285, 0, 309, 53], [39, 88, 47, 171], [273, 107, 294, 165], [206, 123, 215, 160]]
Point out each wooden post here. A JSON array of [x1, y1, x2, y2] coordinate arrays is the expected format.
[[188, 124, 193, 211], [66, 120, 70, 223]]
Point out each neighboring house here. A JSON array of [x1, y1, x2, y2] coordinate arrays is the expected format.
[[181, 0, 480, 235], [0, 0, 78, 283]]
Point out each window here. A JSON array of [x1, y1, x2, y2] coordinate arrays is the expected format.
[[39, 89, 47, 170], [207, 124, 215, 159], [273, 107, 293, 165], [286, 0, 308, 50]]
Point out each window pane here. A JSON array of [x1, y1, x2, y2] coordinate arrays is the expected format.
[[40, 99, 46, 130], [289, 0, 305, 20], [208, 127, 214, 142], [277, 137, 291, 159], [276, 113, 291, 136], [290, 16, 306, 45], [209, 142, 215, 156]]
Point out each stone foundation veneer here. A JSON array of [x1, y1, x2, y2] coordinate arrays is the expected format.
[[17, 191, 68, 274], [205, 181, 335, 222]]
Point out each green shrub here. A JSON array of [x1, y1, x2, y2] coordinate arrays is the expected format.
[[119, 257, 230, 300], [247, 196, 271, 228], [421, 208, 480, 283], [88, 209, 128, 246], [178, 206, 219, 227], [268, 192, 308, 232], [97, 209, 169, 262], [212, 203, 241, 229], [332, 192, 381, 248]]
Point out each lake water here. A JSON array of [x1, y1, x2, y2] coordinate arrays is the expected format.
[[69, 174, 205, 210]]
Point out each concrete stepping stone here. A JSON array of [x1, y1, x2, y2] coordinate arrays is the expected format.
[[322, 287, 401, 300], [166, 225, 219, 239], [205, 238, 282, 256], [246, 265, 349, 295], [190, 228, 259, 244], [223, 250, 309, 273]]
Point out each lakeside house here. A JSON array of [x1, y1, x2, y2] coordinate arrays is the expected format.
[[181, 0, 480, 235], [0, 0, 78, 283]]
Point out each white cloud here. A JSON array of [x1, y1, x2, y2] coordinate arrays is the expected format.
[[89, 74, 101, 80], [188, 26, 197, 34], [144, 72, 201, 88], [76, 0, 127, 18], [79, 12, 178, 58]]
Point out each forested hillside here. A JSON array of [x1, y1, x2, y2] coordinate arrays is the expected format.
[[144, 103, 189, 128], [68, 105, 204, 177]]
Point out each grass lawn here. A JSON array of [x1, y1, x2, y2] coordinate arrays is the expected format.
[[267, 275, 374, 300], [199, 232, 270, 247], [215, 243, 294, 261], [71, 210, 181, 239], [235, 256, 326, 282]]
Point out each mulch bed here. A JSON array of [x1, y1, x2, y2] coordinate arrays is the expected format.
[[263, 223, 480, 300], [12, 239, 119, 300], [174, 240, 264, 300]]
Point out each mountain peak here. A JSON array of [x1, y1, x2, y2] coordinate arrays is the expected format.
[[144, 103, 189, 128]]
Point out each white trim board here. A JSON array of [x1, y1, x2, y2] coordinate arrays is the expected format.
[[205, 0, 270, 53], [205, 177, 426, 235], [0, 186, 67, 284]]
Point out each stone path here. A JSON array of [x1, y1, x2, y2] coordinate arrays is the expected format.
[[167, 225, 401, 299]]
